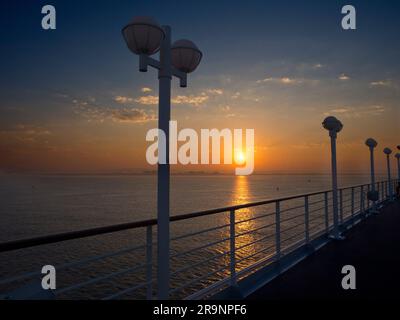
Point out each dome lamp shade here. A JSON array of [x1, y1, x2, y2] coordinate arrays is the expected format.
[[322, 116, 343, 133], [384, 148, 392, 155], [122, 16, 165, 56], [171, 39, 202, 73], [365, 138, 378, 148]]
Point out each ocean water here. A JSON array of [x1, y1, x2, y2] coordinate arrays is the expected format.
[[0, 173, 385, 299]]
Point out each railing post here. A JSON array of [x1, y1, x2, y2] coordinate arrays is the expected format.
[[230, 209, 236, 286], [390, 180, 392, 199], [360, 185, 364, 216], [378, 182, 381, 202], [383, 181, 386, 201], [393, 180, 395, 198], [324, 192, 329, 234], [275, 201, 281, 260], [391, 180, 394, 198], [377, 182, 380, 203], [367, 184, 371, 211], [305, 196, 309, 244], [383, 181, 385, 201], [146, 226, 153, 300], [385, 181, 388, 199], [351, 187, 355, 222], [393, 180, 396, 199], [339, 189, 343, 224]]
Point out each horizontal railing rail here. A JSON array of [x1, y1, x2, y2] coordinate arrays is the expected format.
[[0, 178, 398, 300], [0, 180, 391, 253]]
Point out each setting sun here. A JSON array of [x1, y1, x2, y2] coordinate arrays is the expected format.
[[235, 150, 246, 165]]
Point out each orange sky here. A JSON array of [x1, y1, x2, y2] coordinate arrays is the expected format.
[[1, 91, 398, 174]]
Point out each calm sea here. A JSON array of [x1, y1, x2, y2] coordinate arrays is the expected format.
[[0, 173, 384, 299]]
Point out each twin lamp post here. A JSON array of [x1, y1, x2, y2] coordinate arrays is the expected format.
[[122, 16, 202, 299]]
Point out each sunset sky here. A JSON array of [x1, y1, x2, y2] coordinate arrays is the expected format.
[[1, 0, 399, 174]]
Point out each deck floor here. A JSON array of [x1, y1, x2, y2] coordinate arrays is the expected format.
[[248, 199, 400, 300]]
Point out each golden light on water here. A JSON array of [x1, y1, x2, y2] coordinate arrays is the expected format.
[[217, 175, 276, 273], [219, 176, 256, 264], [230, 176, 258, 262], [232, 175, 250, 205]]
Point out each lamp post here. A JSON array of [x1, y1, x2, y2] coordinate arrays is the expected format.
[[323, 116, 343, 240], [365, 138, 379, 213], [395, 153, 400, 197], [122, 16, 202, 299], [383, 148, 393, 201]]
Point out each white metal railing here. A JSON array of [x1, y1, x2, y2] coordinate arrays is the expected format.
[[0, 179, 398, 300]]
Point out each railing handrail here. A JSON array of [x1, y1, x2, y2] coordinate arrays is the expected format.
[[0, 179, 395, 253]]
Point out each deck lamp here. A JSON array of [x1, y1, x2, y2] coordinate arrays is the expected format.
[[323, 116, 343, 240], [383, 148, 393, 201], [395, 153, 400, 193], [171, 40, 203, 74], [122, 16, 165, 55], [365, 138, 379, 212], [122, 16, 202, 300]]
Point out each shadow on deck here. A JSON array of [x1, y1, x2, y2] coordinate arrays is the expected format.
[[248, 199, 400, 300]]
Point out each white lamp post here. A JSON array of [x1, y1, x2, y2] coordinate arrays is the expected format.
[[397, 146, 400, 182], [383, 147, 393, 201], [122, 16, 202, 299], [365, 138, 379, 213], [323, 116, 343, 240], [395, 153, 400, 195]]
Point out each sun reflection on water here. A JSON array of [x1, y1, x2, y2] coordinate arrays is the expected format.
[[231, 176, 258, 260]]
